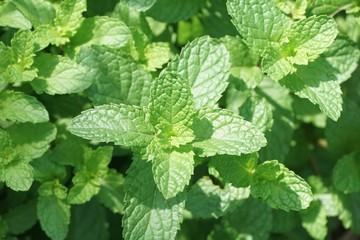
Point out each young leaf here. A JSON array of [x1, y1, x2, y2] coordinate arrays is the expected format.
[[0, 2, 32, 29], [123, 158, 185, 240], [336, 192, 360, 234], [37, 181, 70, 240], [300, 200, 328, 240], [167, 36, 231, 109], [148, 72, 194, 128], [32, 53, 93, 95], [208, 154, 258, 188], [0, 90, 49, 123], [227, 0, 291, 54], [77, 46, 152, 106], [123, 0, 157, 11], [186, 177, 250, 219], [1, 156, 33, 191], [11, 0, 55, 27], [333, 152, 360, 193], [7, 122, 57, 161], [71, 16, 131, 49], [151, 145, 194, 199], [68, 104, 154, 148], [144, 42, 172, 71], [280, 59, 342, 121], [192, 109, 267, 157], [251, 160, 313, 211]]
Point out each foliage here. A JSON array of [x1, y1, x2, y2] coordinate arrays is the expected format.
[[0, 0, 360, 239]]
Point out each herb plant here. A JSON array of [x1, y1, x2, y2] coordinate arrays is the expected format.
[[1, 0, 360, 239]]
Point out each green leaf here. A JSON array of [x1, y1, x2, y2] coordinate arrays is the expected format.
[[32, 53, 93, 95], [300, 200, 328, 240], [71, 16, 131, 49], [31, 151, 67, 182], [3, 199, 37, 235], [333, 152, 360, 193], [192, 109, 267, 157], [336, 192, 360, 234], [1, 156, 33, 191], [208, 198, 272, 240], [123, 158, 185, 240], [97, 169, 125, 214], [151, 145, 194, 199], [239, 96, 274, 132], [12, 0, 55, 27], [7, 122, 57, 161], [251, 160, 313, 211], [144, 42, 172, 71], [0, 90, 48, 123], [227, 0, 291, 54], [322, 37, 360, 83], [54, 0, 86, 40], [38, 181, 70, 240], [167, 36, 231, 109], [186, 177, 250, 219], [280, 59, 342, 121], [68, 146, 113, 204], [68, 104, 154, 148], [307, 0, 351, 15], [123, 0, 157, 11], [146, 0, 206, 23], [77, 46, 152, 106], [262, 16, 338, 81], [67, 172, 101, 205], [149, 73, 194, 129], [208, 154, 258, 188], [0, 2, 32, 29]]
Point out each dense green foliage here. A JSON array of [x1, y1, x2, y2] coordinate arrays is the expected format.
[[1, 0, 360, 239]]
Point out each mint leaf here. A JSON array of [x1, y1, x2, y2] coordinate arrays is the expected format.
[[280, 59, 342, 121], [77, 46, 152, 106], [7, 122, 57, 161], [37, 181, 70, 240], [251, 160, 313, 211], [336, 192, 360, 234], [151, 146, 194, 199], [300, 200, 328, 240], [32, 53, 93, 95], [31, 151, 67, 182], [333, 152, 360, 193], [12, 0, 55, 27], [209, 198, 272, 240], [0, 2, 31, 29], [0, 90, 48, 123], [144, 42, 172, 71], [227, 0, 291, 54], [186, 177, 250, 219], [97, 169, 125, 214], [167, 36, 231, 109], [53, 0, 86, 41], [3, 199, 37, 235], [192, 109, 267, 157], [68, 104, 154, 148], [123, 158, 185, 240], [149, 73, 194, 128], [68, 146, 113, 204], [308, 0, 351, 15], [71, 16, 131, 49], [208, 154, 258, 188]]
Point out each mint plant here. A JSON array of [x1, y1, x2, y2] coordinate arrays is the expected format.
[[1, 0, 360, 239]]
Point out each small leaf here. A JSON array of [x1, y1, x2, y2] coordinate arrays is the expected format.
[[68, 104, 154, 148], [167, 36, 231, 109], [2, 157, 33, 191], [123, 0, 157, 11], [251, 160, 313, 211], [300, 200, 328, 240], [32, 53, 93, 95], [151, 145, 194, 199], [0, 2, 32, 29], [208, 154, 258, 188], [123, 157, 185, 240], [192, 109, 267, 157], [0, 90, 48, 123]]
